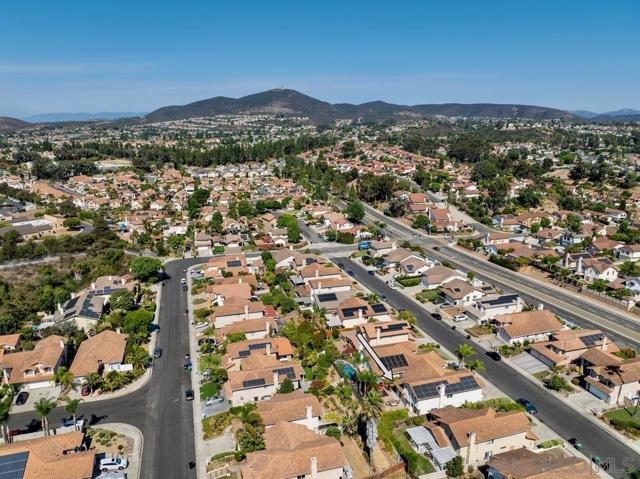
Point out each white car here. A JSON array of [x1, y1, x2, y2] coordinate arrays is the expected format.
[[100, 457, 129, 472], [204, 396, 225, 406], [453, 314, 469, 322]]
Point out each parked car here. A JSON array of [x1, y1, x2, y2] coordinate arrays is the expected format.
[[516, 398, 538, 415], [568, 437, 583, 451], [486, 351, 502, 361], [15, 391, 29, 405], [100, 457, 129, 472], [185, 388, 194, 401], [433, 246, 440, 251], [195, 322, 209, 329], [347, 270, 355, 277], [367, 270, 375, 276], [337, 263, 345, 269], [180, 278, 187, 284], [81, 384, 91, 396], [182, 284, 188, 291], [184, 360, 192, 371], [204, 396, 225, 406], [431, 313, 442, 320], [453, 314, 469, 322], [62, 418, 85, 429], [153, 346, 162, 358]]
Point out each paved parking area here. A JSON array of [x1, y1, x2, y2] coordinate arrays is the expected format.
[[11, 385, 62, 414], [511, 352, 549, 375]]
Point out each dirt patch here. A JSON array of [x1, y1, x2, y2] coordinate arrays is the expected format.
[[342, 436, 373, 478], [87, 427, 133, 457]]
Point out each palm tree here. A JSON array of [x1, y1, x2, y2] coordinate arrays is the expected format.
[[356, 370, 377, 396], [85, 373, 102, 394], [466, 359, 485, 372], [63, 397, 82, 430], [362, 390, 383, 419], [53, 366, 75, 393], [455, 344, 475, 369], [0, 398, 11, 443], [34, 398, 57, 436], [606, 364, 625, 406]]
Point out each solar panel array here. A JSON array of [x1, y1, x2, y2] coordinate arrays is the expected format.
[[317, 293, 338, 302], [342, 307, 363, 318], [580, 334, 604, 347], [248, 343, 268, 350], [238, 350, 250, 358], [227, 260, 242, 267], [242, 378, 266, 388], [412, 376, 480, 400], [371, 303, 387, 313], [0, 451, 28, 479], [380, 354, 408, 370], [383, 323, 404, 332], [274, 367, 297, 379]]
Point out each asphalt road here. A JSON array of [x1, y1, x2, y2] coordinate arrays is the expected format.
[[362, 204, 640, 349], [335, 255, 639, 477], [8, 257, 205, 479]]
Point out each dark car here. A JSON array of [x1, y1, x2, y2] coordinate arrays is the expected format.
[[185, 388, 194, 401], [337, 263, 345, 269], [153, 346, 162, 358], [15, 391, 29, 405], [347, 270, 355, 277], [81, 384, 91, 396], [486, 351, 502, 361], [433, 246, 440, 251], [367, 270, 375, 276], [517, 398, 538, 415], [182, 284, 188, 291], [568, 437, 583, 451], [431, 313, 442, 320]]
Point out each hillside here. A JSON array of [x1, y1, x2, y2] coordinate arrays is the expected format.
[[145, 89, 581, 124], [0, 117, 32, 133], [24, 111, 146, 122]]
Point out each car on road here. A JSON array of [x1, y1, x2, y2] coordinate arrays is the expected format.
[[15, 391, 29, 405], [204, 396, 225, 406], [568, 437, 583, 451], [182, 284, 188, 291], [367, 270, 375, 276], [185, 388, 194, 401], [337, 262, 345, 269], [62, 418, 85, 429], [347, 270, 355, 277], [453, 314, 469, 322], [100, 457, 129, 472], [184, 360, 192, 371], [431, 313, 442, 320], [486, 351, 502, 361], [517, 398, 538, 415], [180, 278, 187, 284], [153, 346, 162, 358], [433, 246, 440, 251]]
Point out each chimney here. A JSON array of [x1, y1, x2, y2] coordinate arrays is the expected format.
[[273, 371, 279, 388], [266, 342, 271, 357], [376, 326, 381, 343], [244, 304, 249, 319], [436, 383, 446, 409], [577, 256, 583, 274], [310, 457, 318, 479], [537, 303, 544, 311], [601, 336, 608, 351], [306, 404, 313, 428], [466, 432, 476, 465]]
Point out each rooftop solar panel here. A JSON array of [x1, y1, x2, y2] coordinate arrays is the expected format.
[[248, 343, 268, 350], [383, 323, 404, 332], [274, 367, 296, 379], [371, 304, 387, 313], [242, 378, 266, 388], [0, 451, 28, 479], [579, 334, 603, 347], [238, 350, 250, 358], [380, 354, 408, 370], [227, 260, 242, 267], [317, 293, 338, 302]]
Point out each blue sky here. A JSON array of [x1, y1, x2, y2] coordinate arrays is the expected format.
[[1, 0, 639, 117]]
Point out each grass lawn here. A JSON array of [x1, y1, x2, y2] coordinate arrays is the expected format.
[[466, 324, 494, 337], [416, 289, 443, 303], [202, 412, 232, 440], [199, 354, 222, 372], [200, 381, 221, 400], [605, 408, 640, 436], [392, 432, 435, 475]]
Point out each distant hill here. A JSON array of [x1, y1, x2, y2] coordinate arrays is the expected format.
[[572, 108, 640, 121], [145, 89, 581, 124], [570, 110, 600, 119], [0, 117, 32, 133], [24, 111, 146, 122]]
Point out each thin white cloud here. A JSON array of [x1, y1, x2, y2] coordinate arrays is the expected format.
[[0, 62, 155, 74]]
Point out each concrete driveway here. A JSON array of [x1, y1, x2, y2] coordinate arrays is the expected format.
[[511, 352, 549, 375]]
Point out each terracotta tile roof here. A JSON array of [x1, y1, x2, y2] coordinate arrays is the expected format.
[[69, 330, 127, 377], [256, 390, 322, 426], [0, 333, 21, 349], [242, 422, 346, 479], [495, 310, 563, 339], [0, 336, 65, 384], [0, 431, 95, 479]]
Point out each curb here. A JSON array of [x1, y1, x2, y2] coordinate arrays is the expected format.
[[98, 422, 144, 479]]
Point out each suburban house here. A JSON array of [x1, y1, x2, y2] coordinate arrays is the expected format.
[[223, 337, 294, 370], [54, 292, 105, 331], [529, 329, 618, 368], [619, 244, 640, 262], [0, 335, 66, 389], [439, 279, 484, 307], [215, 317, 276, 343], [242, 422, 349, 479], [357, 320, 412, 346], [329, 297, 390, 329], [464, 294, 525, 324], [421, 266, 466, 290], [580, 257, 619, 283], [0, 431, 95, 479], [212, 297, 266, 328], [224, 355, 305, 406], [0, 333, 20, 350], [582, 351, 640, 405], [487, 447, 597, 479], [494, 309, 564, 345], [300, 264, 343, 284], [69, 330, 129, 383], [256, 390, 322, 431], [424, 406, 537, 467]]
